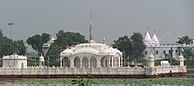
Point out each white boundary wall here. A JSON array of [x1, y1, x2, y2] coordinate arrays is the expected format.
[[0, 66, 186, 76]]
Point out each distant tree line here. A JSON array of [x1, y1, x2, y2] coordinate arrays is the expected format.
[[0, 28, 193, 67], [0, 29, 26, 57]]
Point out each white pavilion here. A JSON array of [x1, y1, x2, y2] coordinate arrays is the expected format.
[[60, 30, 123, 68], [2, 53, 27, 68]]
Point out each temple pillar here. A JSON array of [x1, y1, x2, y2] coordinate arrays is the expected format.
[[118, 57, 120, 67], [60, 58, 62, 67], [97, 57, 101, 68], [88, 57, 90, 68], [108, 57, 110, 67], [80, 57, 83, 68], [70, 58, 74, 68], [111, 57, 113, 67]]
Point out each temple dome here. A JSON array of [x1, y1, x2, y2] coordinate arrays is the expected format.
[[74, 47, 99, 55], [112, 49, 123, 56], [100, 48, 112, 54], [100, 48, 122, 56], [61, 48, 73, 56]]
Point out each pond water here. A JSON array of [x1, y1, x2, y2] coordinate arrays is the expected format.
[[0, 70, 193, 86], [0, 83, 186, 86], [0, 78, 193, 86]]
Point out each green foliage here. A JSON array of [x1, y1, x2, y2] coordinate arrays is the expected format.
[[14, 40, 27, 55], [176, 35, 194, 60], [176, 35, 192, 45], [46, 44, 62, 66], [25, 52, 39, 66], [182, 47, 194, 60], [112, 35, 132, 59], [0, 30, 26, 57], [130, 32, 146, 62], [47, 30, 87, 66], [26, 33, 50, 55], [14, 78, 194, 86], [112, 32, 146, 63], [185, 60, 194, 69], [55, 30, 87, 49], [25, 30, 87, 66], [71, 79, 90, 86]]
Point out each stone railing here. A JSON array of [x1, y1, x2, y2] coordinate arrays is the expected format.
[[155, 66, 187, 74], [0, 66, 187, 76], [0, 66, 146, 75]]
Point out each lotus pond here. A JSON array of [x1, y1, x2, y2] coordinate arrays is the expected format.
[[0, 77, 192, 86], [0, 69, 193, 86]]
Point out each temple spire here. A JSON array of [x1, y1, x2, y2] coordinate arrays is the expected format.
[[144, 29, 152, 46], [152, 30, 160, 46], [89, 12, 95, 43]]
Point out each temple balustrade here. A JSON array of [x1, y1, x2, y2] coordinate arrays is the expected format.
[[0, 66, 186, 76]]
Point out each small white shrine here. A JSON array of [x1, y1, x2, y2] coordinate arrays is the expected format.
[[2, 54, 27, 68]]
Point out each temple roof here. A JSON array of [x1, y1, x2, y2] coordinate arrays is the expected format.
[[152, 33, 160, 45], [144, 31, 153, 45], [3, 54, 27, 60], [60, 42, 122, 57]]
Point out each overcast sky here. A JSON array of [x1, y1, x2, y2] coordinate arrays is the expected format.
[[0, 0, 194, 50]]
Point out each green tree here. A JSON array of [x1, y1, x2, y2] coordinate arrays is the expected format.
[[26, 33, 50, 55], [176, 35, 192, 45], [112, 33, 146, 63], [14, 40, 27, 55], [47, 30, 87, 66], [130, 32, 146, 62], [177, 35, 194, 60], [182, 48, 194, 60], [0, 29, 27, 66], [56, 30, 87, 49], [1, 37, 15, 56], [0, 29, 3, 56], [112, 35, 132, 60], [0, 37, 27, 56]]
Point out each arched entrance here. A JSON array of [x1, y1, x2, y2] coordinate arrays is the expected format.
[[101, 57, 109, 67], [90, 56, 97, 68], [63, 57, 70, 68], [82, 57, 88, 68], [74, 57, 80, 68]]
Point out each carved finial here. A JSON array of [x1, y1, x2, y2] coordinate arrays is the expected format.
[[89, 25, 93, 42], [89, 12, 95, 43], [147, 26, 149, 30], [103, 37, 106, 44]]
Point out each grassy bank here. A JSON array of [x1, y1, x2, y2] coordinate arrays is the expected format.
[[14, 78, 194, 85]]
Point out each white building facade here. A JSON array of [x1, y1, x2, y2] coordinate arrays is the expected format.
[[60, 38, 123, 68], [2, 54, 27, 68], [144, 31, 194, 60]]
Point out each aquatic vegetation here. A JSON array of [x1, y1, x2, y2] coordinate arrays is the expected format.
[[14, 78, 194, 86]]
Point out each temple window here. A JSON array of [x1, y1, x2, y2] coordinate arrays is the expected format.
[[155, 50, 158, 55]]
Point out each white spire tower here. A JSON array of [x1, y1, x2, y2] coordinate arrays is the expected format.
[[152, 30, 160, 46], [144, 27, 153, 46]]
